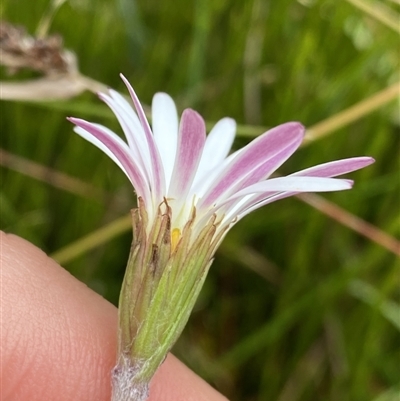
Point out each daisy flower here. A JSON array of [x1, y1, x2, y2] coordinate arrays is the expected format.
[[68, 74, 374, 401]]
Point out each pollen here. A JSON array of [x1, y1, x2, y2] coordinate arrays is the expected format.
[[171, 228, 181, 251]]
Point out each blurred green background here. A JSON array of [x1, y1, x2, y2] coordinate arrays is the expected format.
[[1, 0, 399, 400]]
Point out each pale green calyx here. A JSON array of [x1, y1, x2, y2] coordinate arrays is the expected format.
[[112, 198, 227, 399]]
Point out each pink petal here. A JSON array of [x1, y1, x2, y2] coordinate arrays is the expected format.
[[120, 74, 166, 200], [233, 157, 375, 220], [227, 177, 353, 200], [68, 117, 150, 204], [222, 177, 352, 223], [291, 157, 375, 178], [168, 109, 206, 202], [73, 125, 128, 174], [232, 135, 304, 191], [197, 122, 305, 209], [221, 158, 375, 222], [98, 91, 152, 183]]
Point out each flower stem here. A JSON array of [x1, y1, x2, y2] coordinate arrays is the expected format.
[[111, 356, 150, 401]]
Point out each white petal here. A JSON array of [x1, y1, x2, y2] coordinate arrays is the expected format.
[[192, 149, 241, 199], [152, 92, 179, 190], [193, 118, 236, 187]]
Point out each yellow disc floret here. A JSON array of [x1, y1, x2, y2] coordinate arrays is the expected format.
[[171, 228, 181, 251]]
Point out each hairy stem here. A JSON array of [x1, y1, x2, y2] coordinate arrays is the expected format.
[[111, 356, 150, 401]]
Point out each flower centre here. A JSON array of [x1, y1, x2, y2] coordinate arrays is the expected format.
[[171, 228, 181, 252]]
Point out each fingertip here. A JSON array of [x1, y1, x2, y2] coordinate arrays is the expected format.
[[1, 231, 117, 401], [0, 232, 228, 401]]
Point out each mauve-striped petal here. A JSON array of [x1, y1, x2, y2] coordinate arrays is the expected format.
[[168, 109, 206, 202], [195, 134, 301, 205], [233, 191, 295, 222], [192, 118, 236, 188], [197, 122, 305, 209], [291, 157, 375, 178], [73, 126, 128, 176], [230, 132, 304, 192], [98, 92, 152, 182], [107, 90, 151, 162], [197, 176, 352, 231], [152, 93, 179, 190], [191, 149, 242, 199], [120, 74, 166, 200], [219, 177, 353, 223], [235, 157, 375, 219], [226, 177, 353, 200], [68, 117, 150, 204]]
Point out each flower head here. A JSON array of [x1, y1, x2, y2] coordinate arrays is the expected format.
[[68, 74, 374, 400], [69, 74, 373, 244]]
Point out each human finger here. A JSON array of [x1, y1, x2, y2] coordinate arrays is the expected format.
[[0, 232, 227, 401]]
